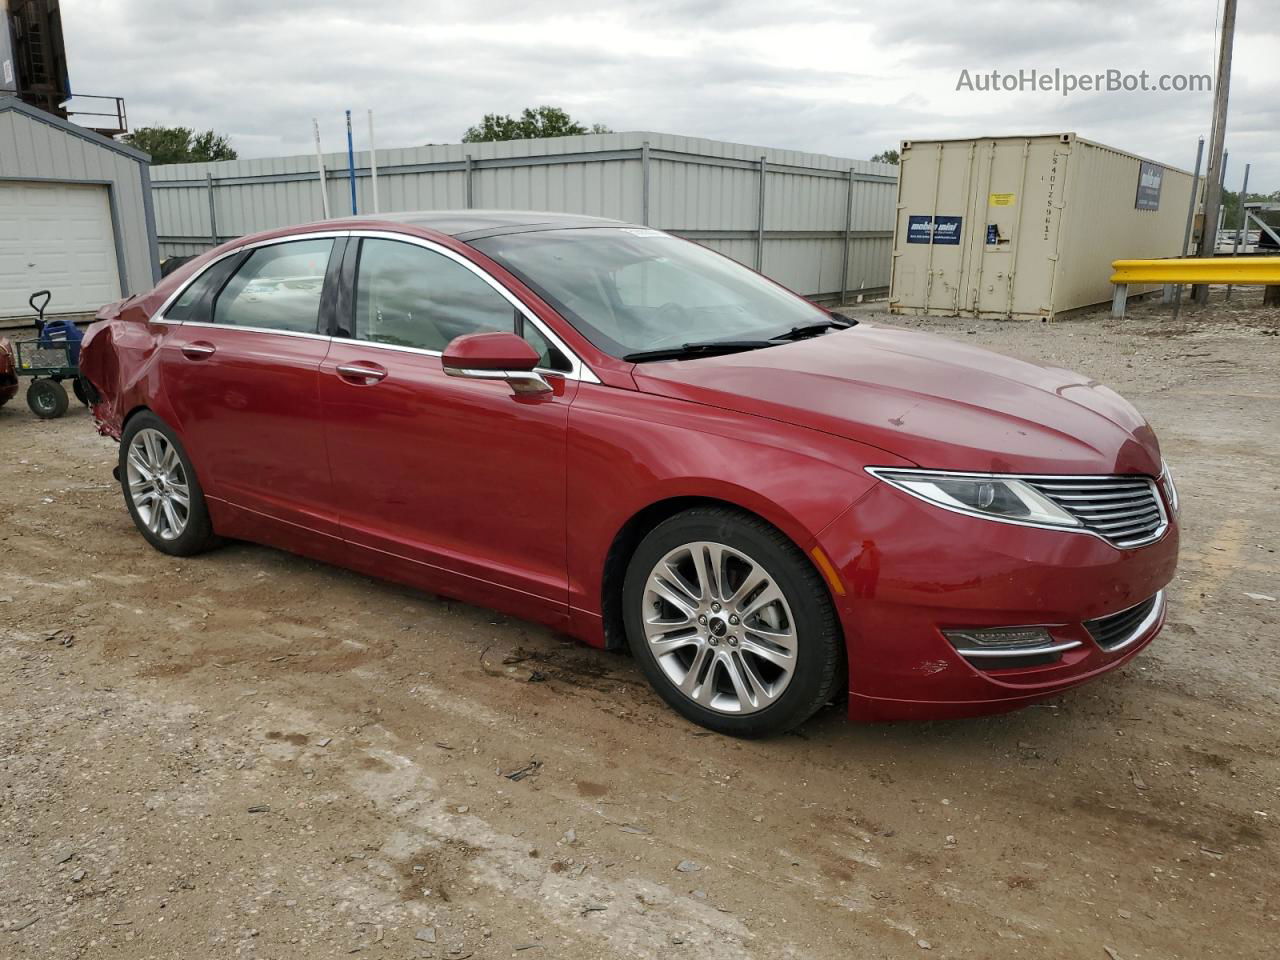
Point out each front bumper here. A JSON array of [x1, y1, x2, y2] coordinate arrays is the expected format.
[[817, 482, 1179, 722]]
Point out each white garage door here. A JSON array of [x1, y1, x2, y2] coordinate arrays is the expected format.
[[0, 181, 122, 318]]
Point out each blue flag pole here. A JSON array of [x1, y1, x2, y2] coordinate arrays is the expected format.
[[345, 110, 358, 215]]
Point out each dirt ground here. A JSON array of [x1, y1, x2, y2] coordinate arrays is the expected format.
[[1, 289, 1277, 960]]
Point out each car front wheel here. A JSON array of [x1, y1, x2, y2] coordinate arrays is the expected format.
[[622, 506, 842, 737], [119, 412, 218, 556]]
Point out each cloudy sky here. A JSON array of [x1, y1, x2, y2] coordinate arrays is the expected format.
[[65, 0, 1278, 189]]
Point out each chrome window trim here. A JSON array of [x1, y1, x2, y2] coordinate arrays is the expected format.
[[150, 228, 600, 384], [865, 467, 1170, 550], [1090, 590, 1166, 653], [173, 321, 334, 343], [149, 231, 351, 327], [343, 229, 599, 384]]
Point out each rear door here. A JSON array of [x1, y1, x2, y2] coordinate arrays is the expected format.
[[158, 235, 343, 540]]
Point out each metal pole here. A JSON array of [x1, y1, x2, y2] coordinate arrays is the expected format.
[[641, 140, 651, 226], [840, 168, 854, 306], [205, 173, 218, 247], [1172, 136, 1205, 318], [345, 110, 358, 215], [1232, 163, 1250, 254], [367, 109, 380, 214], [755, 156, 767, 272], [312, 118, 331, 219], [465, 154, 473, 208], [1194, 0, 1236, 303], [1226, 162, 1250, 299]]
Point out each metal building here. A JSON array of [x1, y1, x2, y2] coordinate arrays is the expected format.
[[0, 96, 158, 320], [149, 132, 898, 304], [890, 133, 1199, 320]]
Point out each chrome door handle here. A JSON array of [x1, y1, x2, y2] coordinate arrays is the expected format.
[[181, 342, 216, 360], [336, 363, 388, 383]]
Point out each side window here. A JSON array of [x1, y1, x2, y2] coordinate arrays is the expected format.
[[517, 316, 572, 373], [213, 239, 333, 333], [353, 239, 517, 351], [164, 255, 241, 323]]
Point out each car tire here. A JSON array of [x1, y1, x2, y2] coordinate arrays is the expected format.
[[72, 376, 93, 406], [622, 506, 842, 738], [27, 379, 69, 419], [119, 412, 219, 557]]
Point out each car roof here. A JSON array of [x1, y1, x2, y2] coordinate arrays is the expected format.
[[325, 209, 638, 241]]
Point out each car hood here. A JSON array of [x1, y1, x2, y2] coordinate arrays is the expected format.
[[630, 324, 1162, 475]]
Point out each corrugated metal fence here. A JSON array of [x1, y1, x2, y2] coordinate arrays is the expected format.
[[150, 132, 897, 303]]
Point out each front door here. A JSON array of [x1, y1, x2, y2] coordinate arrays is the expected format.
[[320, 236, 577, 624], [159, 236, 340, 539]]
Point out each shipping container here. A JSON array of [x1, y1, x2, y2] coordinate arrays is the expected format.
[[889, 133, 1200, 320]]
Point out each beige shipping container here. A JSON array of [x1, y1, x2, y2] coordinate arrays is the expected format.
[[889, 133, 1200, 320]]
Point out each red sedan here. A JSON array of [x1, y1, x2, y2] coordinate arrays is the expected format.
[[80, 212, 1179, 736], [0, 337, 17, 408]]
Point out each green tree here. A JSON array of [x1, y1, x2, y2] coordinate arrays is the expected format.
[[870, 149, 900, 165], [462, 106, 611, 143], [121, 126, 237, 164]]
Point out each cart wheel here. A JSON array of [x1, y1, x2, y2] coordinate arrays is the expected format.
[[73, 376, 92, 406], [27, 379, 69, 419]]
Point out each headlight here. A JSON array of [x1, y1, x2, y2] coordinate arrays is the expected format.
[[1159, 459, 1179, 515], [866, 468, 1081, 529]]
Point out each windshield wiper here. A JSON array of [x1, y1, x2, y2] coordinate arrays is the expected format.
[[622, 339, 780, 363], [772, 317, 853, 341]]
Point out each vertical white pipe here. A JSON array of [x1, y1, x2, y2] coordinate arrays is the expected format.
[[368, 109, 380, 214], [313, 118, 331, 219]]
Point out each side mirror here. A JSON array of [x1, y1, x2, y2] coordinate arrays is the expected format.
[[441, 332, 552, 395]]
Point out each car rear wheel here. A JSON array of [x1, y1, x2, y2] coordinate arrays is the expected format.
[[72, 376, 93, 406], [622, 506, 842, 737], [119, 413, 218, 556]]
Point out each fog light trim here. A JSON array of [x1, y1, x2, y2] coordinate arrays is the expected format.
[[943, 625, 1082, 659]]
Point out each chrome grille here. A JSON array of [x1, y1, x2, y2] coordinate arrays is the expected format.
[[1084, 592, 1163, 651], [1025, 476, 1166, 548]]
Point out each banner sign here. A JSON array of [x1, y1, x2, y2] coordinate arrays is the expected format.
[[907, 215, 963, 245], [1135, 161, 1163, 210]]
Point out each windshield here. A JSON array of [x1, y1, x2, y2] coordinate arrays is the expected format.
[[470, 227, 833, 358]]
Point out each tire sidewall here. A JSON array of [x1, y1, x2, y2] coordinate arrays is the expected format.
[[118, 413, 216, 556], [622, 510, 839, 737]]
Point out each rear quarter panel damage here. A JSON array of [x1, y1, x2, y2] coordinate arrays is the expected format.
[[80, 298, 171, 440]]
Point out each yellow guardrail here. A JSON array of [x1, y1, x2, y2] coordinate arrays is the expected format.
[[1111, 257, 1280, 285]]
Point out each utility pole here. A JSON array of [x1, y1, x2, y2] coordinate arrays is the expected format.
[[1194, 0, 1236, 304]]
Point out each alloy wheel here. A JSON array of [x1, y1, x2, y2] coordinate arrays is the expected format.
[[641, 541, 798, 714], [125, 428, 191, 541]]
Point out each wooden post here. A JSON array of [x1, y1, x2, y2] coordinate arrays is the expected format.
[[1194, 0, 1237, 303], [1264, 285, 1280, 307]]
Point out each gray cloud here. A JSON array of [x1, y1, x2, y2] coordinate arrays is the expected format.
[[64, 0, 1278, 189]]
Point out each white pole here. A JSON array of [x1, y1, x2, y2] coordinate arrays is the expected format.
[[368, 109, 380, 214], [312, 118, 331, 219]]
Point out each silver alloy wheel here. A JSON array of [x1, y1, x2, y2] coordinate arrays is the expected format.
[[642, 541, 798, 715], [125, 428, 191, 541]]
